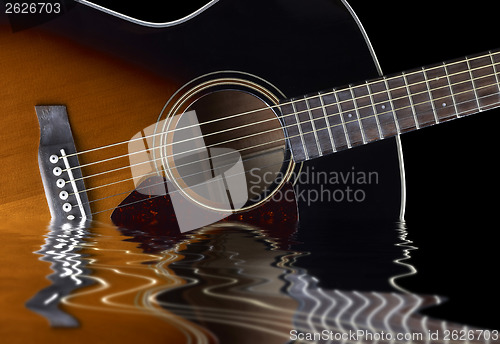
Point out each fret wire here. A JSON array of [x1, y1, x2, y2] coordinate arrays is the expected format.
[[318, 91, 337, 152], [304, 95, 323, 156], [333, 89, 352, 148], [291, 100, 309, 160], [339, 54, 500, 124], [366, 81, 384, 139], [442, 62, 459, 118], [275, 51, 500, 129], [298, 68, 500, 136], [311, 89, 499, 144], [342, 50, 500, 106], [422, 67, 440, 124], [261, 93, 493, 168], [349, 85, 367, 144], [276, 71, 499, 148], [294, 80, 500, 148], [290, 88, 500, 160], [465, 57, 482, 112], [489, 51, 500, 91], [268, 51, 500, 132], [402, 72, 420, 129], [278, 67, 500, 163], [350, 50, 500, 111], [382, 76, 401, 134], [341, 84, 500, 132], [363, 50, 500, 90]]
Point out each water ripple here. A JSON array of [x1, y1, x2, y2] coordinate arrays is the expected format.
[[22, 220, 498, 343]]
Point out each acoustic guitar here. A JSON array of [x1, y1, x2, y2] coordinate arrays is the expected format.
[[0, 0, 497, 231], [1, 0, 499, 339]]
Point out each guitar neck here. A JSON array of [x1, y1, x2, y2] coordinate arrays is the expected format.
[[280, 49, 500, 162]]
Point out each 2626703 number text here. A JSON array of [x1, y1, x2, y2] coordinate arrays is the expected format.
[[4, 2, 61, 14], [443, 330, 499, 341]]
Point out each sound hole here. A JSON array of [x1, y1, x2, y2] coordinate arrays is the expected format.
[[165, 89, 288, 212]]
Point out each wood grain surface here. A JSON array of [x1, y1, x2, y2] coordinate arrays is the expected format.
[[0, 25, 178, 222]]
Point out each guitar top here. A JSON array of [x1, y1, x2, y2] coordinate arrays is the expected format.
[[0, 0, 405, 225]]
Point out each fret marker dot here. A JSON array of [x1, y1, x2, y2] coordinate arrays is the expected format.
[[381, 105, 386, 109], [348, 113, 352, 118], [442, 102, 447, 107]]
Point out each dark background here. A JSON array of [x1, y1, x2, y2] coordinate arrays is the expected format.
[[73, 0, 500, 329], [347, 0, 499, 329]]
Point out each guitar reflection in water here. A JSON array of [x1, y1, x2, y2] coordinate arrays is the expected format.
[[27, 184, 498, 343], [25, 219, 93, 328], [117, 188, 496, 344]]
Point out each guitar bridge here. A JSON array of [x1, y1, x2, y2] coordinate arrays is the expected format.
[[35, 105, 91, 222]]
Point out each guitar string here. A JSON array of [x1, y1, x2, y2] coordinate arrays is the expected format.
[[85, 150, 291, 210], [61, 53, 500, 173], [82, 90, 499, 217], [64, 58, 497, 176], [77, 138, 286, 200], [56, 56, 500, 214], [84, 109, 470, 217], [74, 75, 500, 198], [68, 68, 500, 186], [59, 50, 500, 163]]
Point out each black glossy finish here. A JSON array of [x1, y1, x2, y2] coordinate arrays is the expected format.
[[33, 0, 404, 222]]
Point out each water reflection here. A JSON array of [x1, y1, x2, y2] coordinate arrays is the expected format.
[[149, 222, 484, 343], [25, 218, 497, 342], [25, 219, 93, 327], [390, 224, 418, 293]]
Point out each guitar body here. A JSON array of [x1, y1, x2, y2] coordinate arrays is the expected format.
[[0, 0, 404, 227]]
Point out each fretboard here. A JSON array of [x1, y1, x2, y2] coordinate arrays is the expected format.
[[280, 49, 500, 162]]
